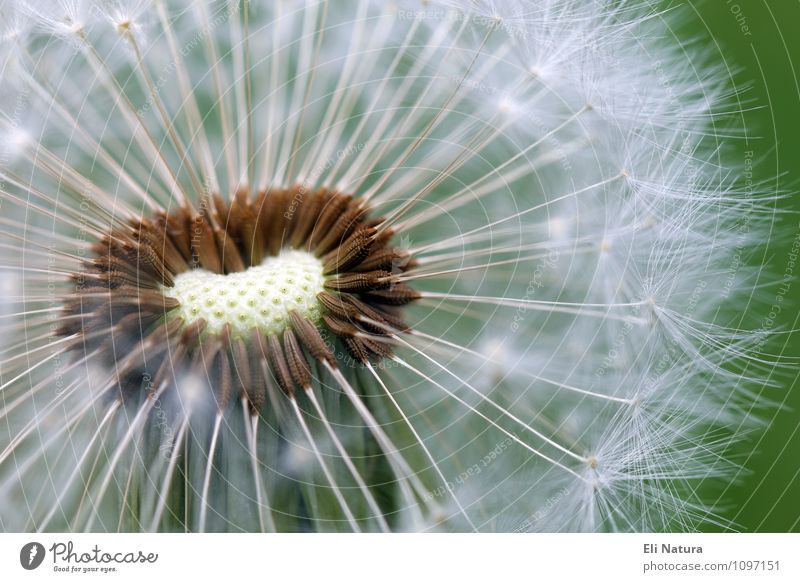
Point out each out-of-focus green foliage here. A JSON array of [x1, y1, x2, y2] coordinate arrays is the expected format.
[[678, 0, 800, 532]]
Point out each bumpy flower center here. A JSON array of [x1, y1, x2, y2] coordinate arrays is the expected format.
[[164, 250, 325, 337], [59, 186, 420, 405]]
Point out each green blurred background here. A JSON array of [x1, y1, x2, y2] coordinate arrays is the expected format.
[[670, 0, 800, 532]]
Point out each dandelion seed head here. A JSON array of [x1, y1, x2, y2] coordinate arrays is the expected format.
[[0, 0, 779, 533], [0, 127, 31, 160], [20, 0, 94, 38], [94, 0, 155, 42], [0, 0, 28, 44]]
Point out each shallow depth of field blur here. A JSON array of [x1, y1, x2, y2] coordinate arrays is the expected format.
[[677, 0, 800, 532]]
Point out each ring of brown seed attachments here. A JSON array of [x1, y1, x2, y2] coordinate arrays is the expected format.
[[58, 188, 420, 411]]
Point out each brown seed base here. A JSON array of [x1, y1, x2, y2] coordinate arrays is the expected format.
[[58, 187, 419, 409]]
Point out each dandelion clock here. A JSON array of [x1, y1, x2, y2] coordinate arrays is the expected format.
[[0, 0, 779, 533]]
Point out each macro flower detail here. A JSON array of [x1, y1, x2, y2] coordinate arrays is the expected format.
[[0, 0, 775, 533], [60, 187, 418, 405]]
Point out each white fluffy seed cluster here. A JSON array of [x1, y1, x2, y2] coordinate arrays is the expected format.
[[0, 0, 773, 533], [164, 250, 326, 337]]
